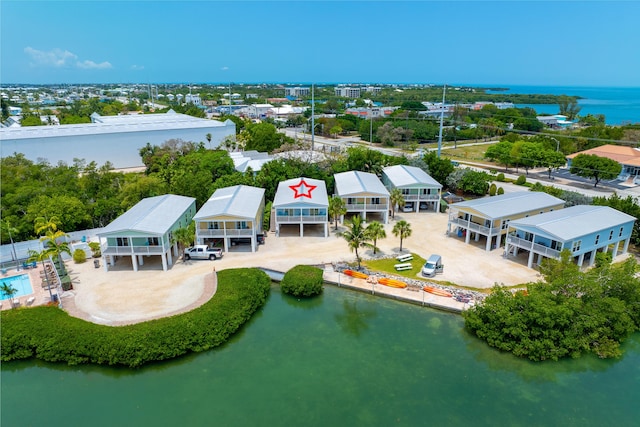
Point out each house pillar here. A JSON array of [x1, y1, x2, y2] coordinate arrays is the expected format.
[[300, 223, 304, 237], [131, 255, 138, 272], [224, 237, 229, 252], [623, 237, 631, 254], [167, 249, 173, 266], [102, 256, 109, 272], [602, 245, 608, 254], [527, 250, 534, 268], [110, 256, 116, 267], [475, 232, 480, 242], [465, 229, 470, 244], [173, 242, 179, 257], [485, 236, 492, 252], [613, 241, 621, 258], [577, 253, 585, 268], [251, 236, 256, 253], [161, 253, 168, 272], [138, 255, 144, 266], [537, 253, 544, 265], [324, 222, 328, 238], [589, 249, 597, 266]]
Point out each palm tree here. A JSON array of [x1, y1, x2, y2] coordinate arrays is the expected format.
[[328, 196, 347, 231], [389, 188, 405, 220], [337, 216, 373, 270], [0, 282, 18, 308], [172, 223, 195, 261], [28, 249, 55, 302], [365, 221, 386, 255], [0, 219, 19, 262], [392, 220, 412, 252], [206, 133, 212, 149]]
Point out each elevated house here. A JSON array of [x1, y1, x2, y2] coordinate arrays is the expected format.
[[97, 195, 196, 272], [505, 205, 636, 268], [447, 192, 565, 251], [381, 165, 442, 213], [273, 177, 328, 237], [566, 144, 640, 184], [193, 185, 265, 253], [334, 171, 390, 224]]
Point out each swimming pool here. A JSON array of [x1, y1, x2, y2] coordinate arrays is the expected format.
[[0, 274, 34, 300]]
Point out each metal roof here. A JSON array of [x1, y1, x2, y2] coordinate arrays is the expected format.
[[382, 165, 442, 188], [451, 191, 564, 219], [334, 171, 390, 197], [273, 177, 328, 207], [509, 205, 636, 241], [0, 112, 232, 140], [194, 185, 265, 220], [98, 194, 195, 236]]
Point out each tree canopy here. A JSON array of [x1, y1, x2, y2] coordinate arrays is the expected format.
[[569, 154, 622, 187]]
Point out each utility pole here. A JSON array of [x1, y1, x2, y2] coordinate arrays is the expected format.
[[437, 84, 447, 158], [311, 83, 315, 153]]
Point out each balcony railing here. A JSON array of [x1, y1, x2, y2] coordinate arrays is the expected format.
[[197, 229, 254, 237], [346, 203, 388, 211], [449, 217, 501, 236], [403, 194, 440, 201], [276, 215, 326, 223], [506, 235, 561, 258], [102, 244, 168, 256]]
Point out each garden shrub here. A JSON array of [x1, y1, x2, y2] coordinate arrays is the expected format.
[[0, 268, 271, 367], [497, 187, 505, 195], [516, 174, 527, 185], [73, 249, 86, 264], [496, 173, 505, 182], [489, 183, 497, 196], [280, 265, 323, 297], [89, 242, 101, 258]]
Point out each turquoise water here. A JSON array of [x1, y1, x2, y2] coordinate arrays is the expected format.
[[486, 85, 640, 125], [0, 274, 33, 300], [2, 285, 640, 426]]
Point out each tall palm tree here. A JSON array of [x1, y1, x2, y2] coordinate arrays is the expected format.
[[0, 282, 18, 308], [172, 222, 195, 261], [392, 220, 412, 252], [337, 216, 373, 270], [389, 188, 405, 220], [328, 196, 347, 231], [206, 133, 212, 149], [365, 221, 386, 255]]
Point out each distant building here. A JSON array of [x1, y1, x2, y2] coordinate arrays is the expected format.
[[284, 87, 310, 97], [365, 86, 382, 94], [537, 114, 574, 129], [345, 107, 397, 119], [334, 87, 361, 98], [185, 94, 201, 105], [0, 111, 236, 168], [565, 144, 640, 183]]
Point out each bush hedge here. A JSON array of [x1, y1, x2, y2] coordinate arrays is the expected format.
[[73, 249, 86, 263], [280, 265, 323, 297], [0, 268, 271, 367], [516, 174, 527, 185], [496, 173, 505, 182]]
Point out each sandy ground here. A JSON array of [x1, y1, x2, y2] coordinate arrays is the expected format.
[[52, 210, 544, 325]]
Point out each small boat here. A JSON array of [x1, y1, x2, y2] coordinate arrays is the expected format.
[[343, 269, 369, 280], [423, 286, 453, 298], [377, 277, 408, 289]]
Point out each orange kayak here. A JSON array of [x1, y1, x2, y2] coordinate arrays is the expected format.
[[423, 286, 452, 297], [378, 277, 408, 289], [343, 269, 369, 280]]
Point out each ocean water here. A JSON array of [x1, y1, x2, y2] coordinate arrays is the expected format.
[[485, 86, 640, 125]]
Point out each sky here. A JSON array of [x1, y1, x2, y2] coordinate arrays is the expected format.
[[2, 1, 639, 87]]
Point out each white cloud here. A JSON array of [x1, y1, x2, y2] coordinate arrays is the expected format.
[[221, 66, 229, 71], [131, 64, 145, 71], [24, 47, 112, 70], [77, 60, 112, 69]]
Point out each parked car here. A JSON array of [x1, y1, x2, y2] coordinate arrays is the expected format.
[[442, 191, 464, 204], [422, 254, 444, 277], [402, 203, 414, 212], [183, 245, 222, 260]]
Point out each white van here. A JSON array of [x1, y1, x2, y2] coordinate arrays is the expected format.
[[422, 254, 443, 277]]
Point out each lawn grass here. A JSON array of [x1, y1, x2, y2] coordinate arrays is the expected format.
[[442, 143, 496, 163], [362, 253, 426, 280]]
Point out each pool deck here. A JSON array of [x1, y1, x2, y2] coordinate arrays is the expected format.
[[0, 265, 55, 310]]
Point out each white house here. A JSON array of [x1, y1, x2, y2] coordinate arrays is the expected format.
[[382, 165, 442, 213], [334, 171, 390, 224], [273, 177, 328, 237]]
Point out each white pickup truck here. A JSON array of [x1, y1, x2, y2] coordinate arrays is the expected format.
[[183, 245, 223, 260]]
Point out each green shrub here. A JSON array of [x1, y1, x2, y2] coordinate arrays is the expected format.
[[516, 175, 527, 185], [73, 249, 86, 264], [281, 265, 323, 297], [0, 268, 271, 367], [88, 242, 101, 258], [496, 173, 505, 182], [497, 187, 505, 195], [489, 183, 497, 196]]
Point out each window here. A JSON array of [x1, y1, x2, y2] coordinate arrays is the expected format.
[[147, 237, 159, 246], [208, 222, 219, 230], [116, 237, 129, 247], [371, 197, 380, 205], [237, 221, 248, 229], [619, 227, 624, 237], [572, 240, 582, 252], [609, 230, 614, 240], [501, 219, 510, 230], [595, 234, 600, 245]]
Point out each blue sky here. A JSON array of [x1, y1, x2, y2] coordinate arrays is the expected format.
[[2, 1, 639, 86]]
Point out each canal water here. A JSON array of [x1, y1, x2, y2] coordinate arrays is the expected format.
[[2, 284, 639, 426]]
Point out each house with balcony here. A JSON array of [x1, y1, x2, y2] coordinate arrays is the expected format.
[[334, 171, 390, 224], [447, 191, 565, 252], [505, 205, 636, 269], [381, 165, 442, 213], [273, 177, 328, 237], [97, 194, 196, 272], [193, 185, 265, 253]]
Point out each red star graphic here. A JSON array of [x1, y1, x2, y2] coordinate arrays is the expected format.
[[289, 179, 317, 199]]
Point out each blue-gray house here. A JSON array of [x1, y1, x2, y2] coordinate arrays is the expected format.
[[505, 205, 636, 269]]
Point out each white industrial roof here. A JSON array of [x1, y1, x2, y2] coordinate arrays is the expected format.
[[98, 194, 195, 236], [0, 112, 232, 140], [509, 205, 636, 241], [229, 151, 273, 173], [273, 177, 328, 207], [382, 165, 442, 188], [194, 185, 265, 220], [334, 171, 390, 197], [451, 191, 564, 219]]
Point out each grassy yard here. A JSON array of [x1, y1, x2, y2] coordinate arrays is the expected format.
[[362, 253, 426, 280], [442, 143, 496, 164]]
